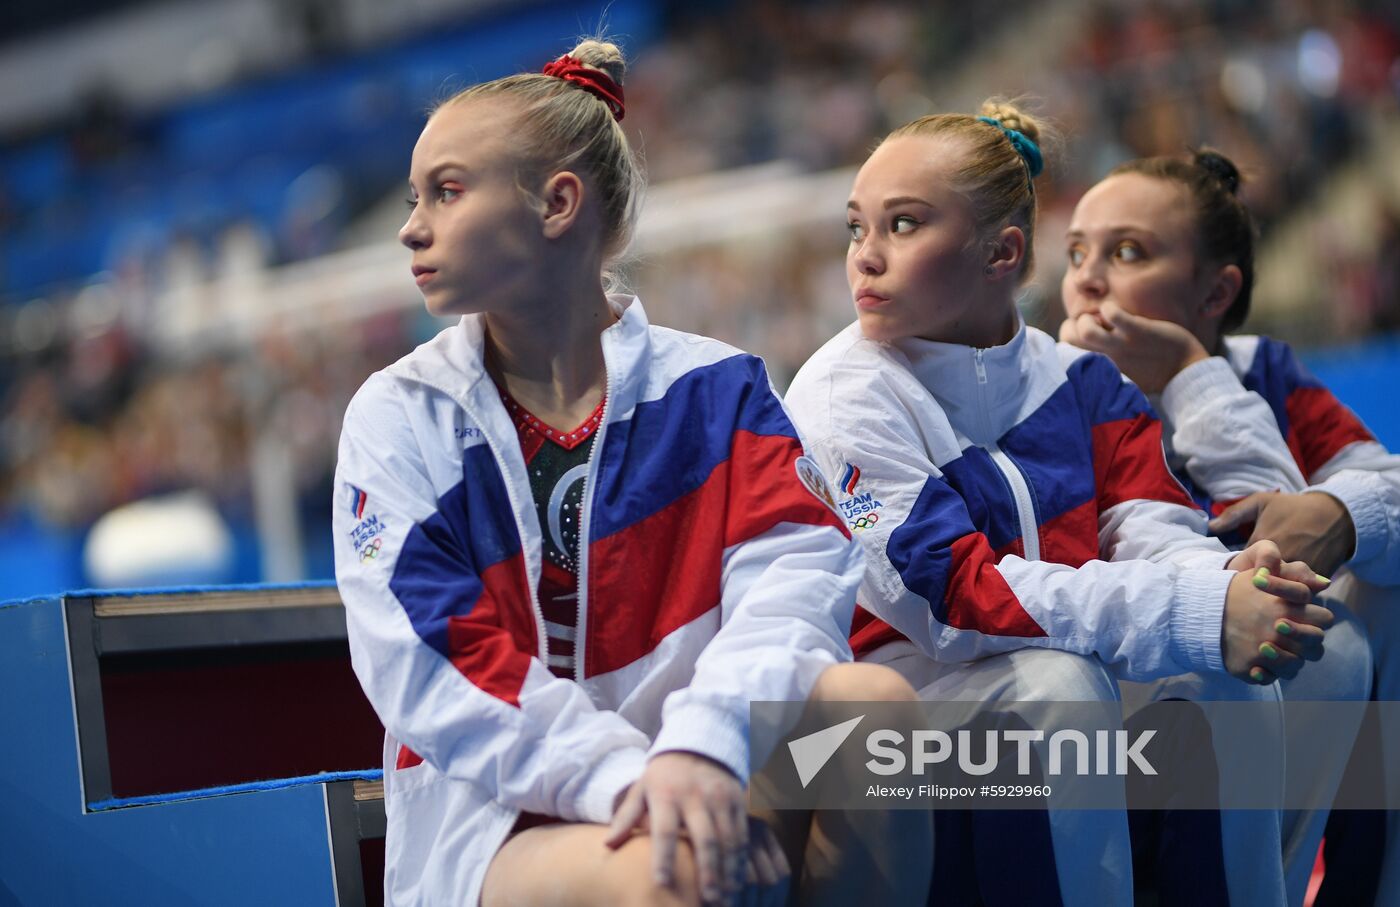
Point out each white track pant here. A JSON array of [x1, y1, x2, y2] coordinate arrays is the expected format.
[[1275, 591, 1373, 907], [1119, 670, 1287, 907], [866, 643, 1132, 906], [1335, 574, 1400, 906]]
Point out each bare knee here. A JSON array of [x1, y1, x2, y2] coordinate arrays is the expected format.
[[811, 661, 920, 703], [602, 836, 702, 907], [485, 826, 704, 907]]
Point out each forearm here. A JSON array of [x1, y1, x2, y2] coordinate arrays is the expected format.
[[1309, 465, 1400, 583], [1158, 357, 1307, 498]]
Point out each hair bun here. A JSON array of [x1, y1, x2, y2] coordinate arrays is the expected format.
[[567, 39, 626, 89], [977, 99, 1043, 147], [1194, 148, 1242, 195]]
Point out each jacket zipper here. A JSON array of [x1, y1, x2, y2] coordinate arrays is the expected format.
[[972, 348, 993, 443], [413, 375, 551, 663], [985, 443, 1040, 562], [972, 347, 1039, 561], [573, 352, 613, 684]]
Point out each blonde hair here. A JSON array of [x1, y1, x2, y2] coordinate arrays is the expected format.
[[885, 98, 1052, 280], [436, 39, 644, 264]]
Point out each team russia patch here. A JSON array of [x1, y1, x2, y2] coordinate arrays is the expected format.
[[836, 462, 883, 530], [345, 483, 387, 563], [794, 456, 843, 518]]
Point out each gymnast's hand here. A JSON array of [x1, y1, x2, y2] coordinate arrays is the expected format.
[[605, 750, 749, 905], [1211, 490, 1357, 579], [1222, 540, 1334, 684], [1058, 301, 1210, 394]]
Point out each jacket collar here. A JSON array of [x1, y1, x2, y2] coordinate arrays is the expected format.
[[392, 294, 652, 421], [595, 294, 651, 423], [891, 318, 1033, 444]]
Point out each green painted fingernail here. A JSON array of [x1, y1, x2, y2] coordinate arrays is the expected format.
[[1276, 621, 1292, 635], [1260, 642, 1279, 660], [1250, 667, 1267, 683], [1316, 574, 1332, 584], [1253, 574, 1269, 590]]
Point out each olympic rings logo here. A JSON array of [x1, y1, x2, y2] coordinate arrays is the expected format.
[[850, 513, 880, 531], [359, 537, 383, 562]]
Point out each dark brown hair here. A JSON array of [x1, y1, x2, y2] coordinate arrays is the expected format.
[[1110, 148, 1255, 332]]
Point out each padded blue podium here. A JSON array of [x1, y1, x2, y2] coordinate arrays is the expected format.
[[0, 585, 385, 905]]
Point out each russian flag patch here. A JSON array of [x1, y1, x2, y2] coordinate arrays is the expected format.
[[348, 485, 368, 520], [839, 463, 861, 495]]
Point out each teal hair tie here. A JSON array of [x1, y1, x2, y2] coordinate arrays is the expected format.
[[977, 115, 1044, 180]]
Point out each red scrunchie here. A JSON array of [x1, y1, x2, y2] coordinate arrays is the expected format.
[[541, 55, 625, 121]]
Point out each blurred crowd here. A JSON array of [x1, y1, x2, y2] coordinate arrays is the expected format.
[[2, 0, 1398, 587], [0, 309, 419, 565], [633, 0, 1400, 373]]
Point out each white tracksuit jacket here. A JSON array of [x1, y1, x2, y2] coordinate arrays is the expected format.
[[784, 320, 1238, 680], [1156, 334, 1400, 907], [1158, 334, 1400, 585], [332, 297, 861, 906]]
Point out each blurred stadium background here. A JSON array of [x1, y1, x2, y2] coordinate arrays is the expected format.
[[1, 0, 1397, 599]]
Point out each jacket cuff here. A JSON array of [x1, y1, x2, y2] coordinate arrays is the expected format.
[[1168, 568, 1233, 675], [1310, 471, 1379, 565], [649, 701, 750, 785], [1159, 356, 1240, 423], [573, 746, 648, 824]]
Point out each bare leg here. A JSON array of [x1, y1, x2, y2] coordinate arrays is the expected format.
[[761, 662, 934, 907], [485, 664, 930, 907], [481, 822, 701, 907]]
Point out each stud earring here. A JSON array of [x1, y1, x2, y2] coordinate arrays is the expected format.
[[984, 265, 995, 275]]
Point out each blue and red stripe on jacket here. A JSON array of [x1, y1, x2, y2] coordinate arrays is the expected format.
[[1239, 337, 1373, 480], [851, 352, 1196, 658], [388, 354, 848, 766], [1177, 336, 1376, 541]]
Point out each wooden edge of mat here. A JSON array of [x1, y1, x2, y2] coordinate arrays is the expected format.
[[92, 586, 343, 617], [354, 779, 385, 801]]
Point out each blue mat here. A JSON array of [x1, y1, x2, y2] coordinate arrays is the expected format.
[[89, 769, 384, 811]]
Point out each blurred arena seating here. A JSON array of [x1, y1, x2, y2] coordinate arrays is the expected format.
[[1, 0, 1398, 600]]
